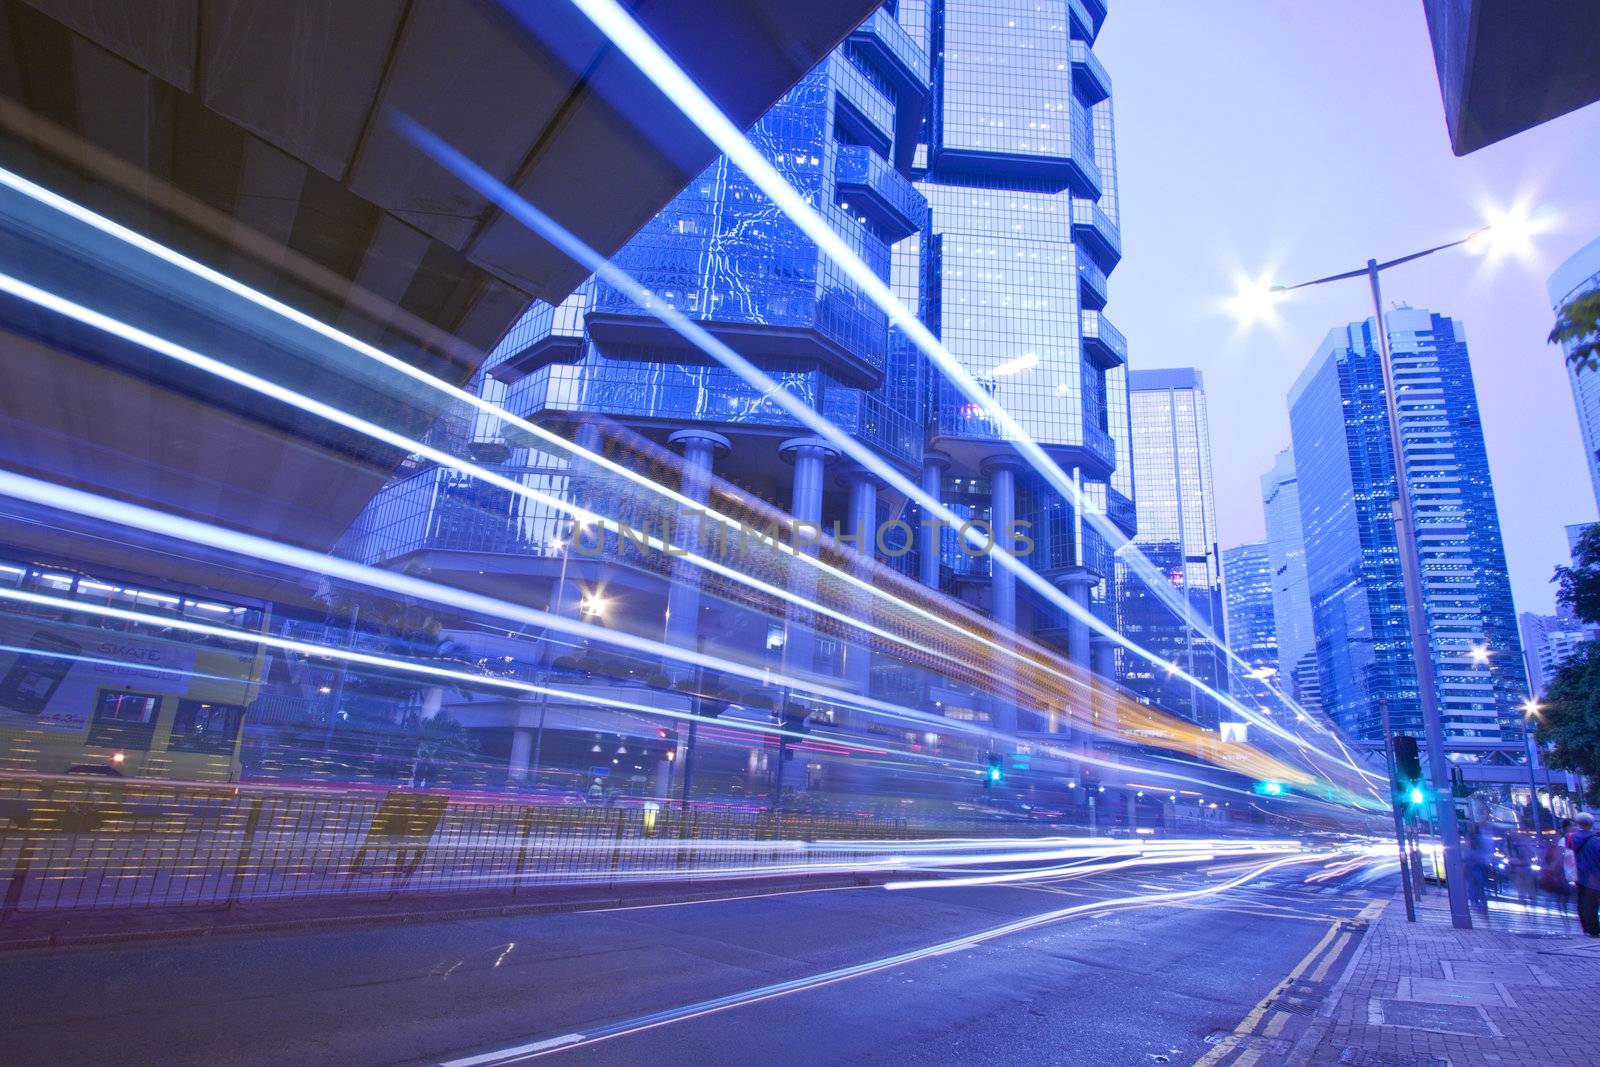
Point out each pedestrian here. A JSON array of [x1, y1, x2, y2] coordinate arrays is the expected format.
[[1507, 831, 1536, 907], [1565, 812, 1600, 937], [1540, 823, 1572, 913], [1465, 821, 1492, 913]]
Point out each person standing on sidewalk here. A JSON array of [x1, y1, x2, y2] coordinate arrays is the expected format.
[[1565, 812, 1600, 937]]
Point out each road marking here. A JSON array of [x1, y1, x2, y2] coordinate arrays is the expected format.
[[1308, 932, 1350, 983], [439, 856, 1317, 1064], [441, 1035, 584, 1066], [1233, 1049, 1263, 1067], [1263, 1011, 1290, 1037], [1192, 921, 1343, 1067]]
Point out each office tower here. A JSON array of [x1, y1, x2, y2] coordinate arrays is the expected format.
[[1551, 237, 1600, 516], [346, 1, 1132, 769], [1519, 612, 1588, 696], [1222, 541, 1278, 705], [1260, 448, 1322, 712], [908, 0, 1134, 705], [1118, 369, 1226, 728], [1288, 308, 1526, 742]]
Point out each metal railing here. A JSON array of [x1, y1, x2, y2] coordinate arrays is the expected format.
[[0, 773, 1067, 917]]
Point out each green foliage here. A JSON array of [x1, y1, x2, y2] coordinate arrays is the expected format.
[[1539, 641, 1600, 806], [1554, 523, 1600, 626], [1552, 290, 1600, 374]]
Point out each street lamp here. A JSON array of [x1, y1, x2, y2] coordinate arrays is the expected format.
[[1522, 698, 1546, 834], [1229, 212, 1545, 930]]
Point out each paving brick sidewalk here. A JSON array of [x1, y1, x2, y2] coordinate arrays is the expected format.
[[1274, 891, 1600, 1067]]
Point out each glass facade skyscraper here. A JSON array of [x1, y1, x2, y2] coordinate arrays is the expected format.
[[1549, 236, 1600, 516], [1260, 447, 1322, 713], [1118, 368, 1225, 728], [344, 0, 1132, 764], [1223, 541, 1278, 680], [1288, 309, 1526, 742]]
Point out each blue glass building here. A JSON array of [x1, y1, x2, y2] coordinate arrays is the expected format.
[[1288, 309, 1526, 742], [344, 0, 1131, 773], [1223, 541, 1278, 683], [1117, 369, 1224, 728]]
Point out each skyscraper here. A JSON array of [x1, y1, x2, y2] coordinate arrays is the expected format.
[[1550, 237, 1600, 516], [1260, 447, 1322, 712], [1519, 611, 1588, 696], [909, 0, 1134, 697], [1288, 309, 1526, 742], [344, 1, 1132, 772], [1222, 541, 1278, 699], [1119, 368, 1225, 728]]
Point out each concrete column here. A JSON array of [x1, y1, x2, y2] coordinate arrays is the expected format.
[[1058, 568, 1098, 669], [982, 456, 1024, 738], [843, 470, 880, 696], [663, 429, 730, 675], [918, 452, 951, 589], [1090, 633, 1119, 735], [508, 726, 533, 783], [780, 438, 837, 681], [984, 458, 1021, 631]]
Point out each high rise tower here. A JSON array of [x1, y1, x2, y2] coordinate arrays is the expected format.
[[1260, 448, 1322, 713], [1118, 368, 1225, 728], [1289, 309, 1526, 742]]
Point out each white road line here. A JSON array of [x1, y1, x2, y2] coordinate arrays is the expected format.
[[441, 1035, 584, 1066]]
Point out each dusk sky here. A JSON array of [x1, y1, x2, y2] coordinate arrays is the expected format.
[[1097, 1, 1600, 619]]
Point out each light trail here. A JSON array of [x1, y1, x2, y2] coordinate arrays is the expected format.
[[0, 152, 1377, 800], [0, 162, 1103, 730], [550, 0, 1347, 762], [392, 115, 1373, 796], [436, 851, 1323, 1065], [0, 469, 1336, 803]]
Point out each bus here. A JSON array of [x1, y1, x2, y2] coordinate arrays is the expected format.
[[0, 557, 269, 783]]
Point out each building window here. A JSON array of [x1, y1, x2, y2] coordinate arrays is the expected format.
[[167, 700, 245, 754], [86, 689, 162, 750]]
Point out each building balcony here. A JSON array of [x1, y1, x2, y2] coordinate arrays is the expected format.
[[835, 145, 926, 241], [848, 8, 930, 100], [829, 54, 896, 151], [1070, 41, 1111, 103], [1078, 254, 1109, 310], [1071, 197, 1121, 265], [1075, 0, 1108, 39], [488, 295, 588, 384], [1080, 309, 1127, 367]]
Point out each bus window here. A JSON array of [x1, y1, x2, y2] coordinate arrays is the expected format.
[[167, 700, 243, 754], [86, 689, 162, 750]]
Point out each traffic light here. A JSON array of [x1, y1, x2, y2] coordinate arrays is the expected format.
[[1252, 780, 1286, 797], [984, 752, 1003, 789], [1407, 785, 1426, 807], [1393, 735, 1422, 783]]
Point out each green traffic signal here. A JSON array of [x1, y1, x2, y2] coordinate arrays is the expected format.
[[1408, 786, 1426, 806]]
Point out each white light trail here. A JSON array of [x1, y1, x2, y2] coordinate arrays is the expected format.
[[555, 0, 1334, 751]]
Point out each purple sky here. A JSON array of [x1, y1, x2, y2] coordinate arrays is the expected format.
[[1096, 1, 1600, 618]]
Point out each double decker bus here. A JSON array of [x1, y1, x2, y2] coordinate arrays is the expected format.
[[0, 557, 269, 783]]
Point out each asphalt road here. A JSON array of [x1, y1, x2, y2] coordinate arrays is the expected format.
[[0, 859, 1388, 1066]]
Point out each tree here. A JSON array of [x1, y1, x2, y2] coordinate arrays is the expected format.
[[1554, 523, 1600, 625], [1551, 290, 1600, 374], [1539, 643, 1600, 806]]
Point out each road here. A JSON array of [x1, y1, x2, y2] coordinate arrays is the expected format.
[[0, 856, 1388, 1066]]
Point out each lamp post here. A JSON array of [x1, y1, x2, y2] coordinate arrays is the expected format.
[[1228, 220, 1541, 930], [1522, 699, 1547, 834]]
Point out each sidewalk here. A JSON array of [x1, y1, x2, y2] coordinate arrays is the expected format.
[[1276, 890, 1600, 1067]]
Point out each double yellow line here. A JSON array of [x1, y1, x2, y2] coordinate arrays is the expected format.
[[1192, 902, 1384, 1067]]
